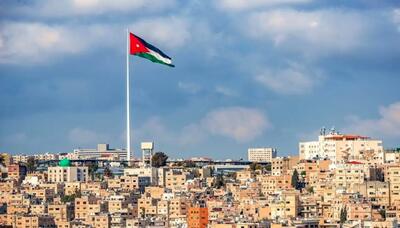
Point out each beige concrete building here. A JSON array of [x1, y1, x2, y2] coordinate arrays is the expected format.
[[166, 169, 189, 192], [270, 191, 300, 219], [248, 148, 277, 162], [271, 156, 299, 176], [47, 166, 88, 183], [258, 174, 292, 195], [385, 165, 400, 205], [352, 181, 390, 207], [48, 203, 74, 224], [13, 215, 55, 228], [86, 213, 111, 228], [334, 163, 367, 190], [75, 195, 104, 220]]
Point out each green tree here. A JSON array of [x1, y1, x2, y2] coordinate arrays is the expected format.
[[151, 152, 168, 168], [300, 171, 306, 176], [213, 174, 225, 189], [26, 157, 36, 173], [88, 162, 99, 180], [291, 169, 299, 189], [249, 163, 262, 171], [340, 207, 347, 224], [183, 160, 196, 168], [379, 209, 386, 219], [104, 167, 113, 178], [61, 194, 76, 203], [0, 154, 5, 167]]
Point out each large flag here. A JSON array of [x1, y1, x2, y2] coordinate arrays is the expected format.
[[129, 33, 174, 67]]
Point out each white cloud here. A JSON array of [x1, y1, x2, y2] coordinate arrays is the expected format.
[[178, 81, 201, 94], [255, 63, 323, 95], [178, 123, 207, 146], [135, 117, 172, 143], [345, 102, 400, 138], [130, 17, 190, 49], [0, 16, 190, 64], [245, 9, 369, 54], [68, 127, 109, 145], [201, 107, 270, 142], [215, 0, 311, 11], [393, 8, 400, 32], [215, 86, 238, 97], [16, 0, 176, 18], [135, 107, 270, 146], [0, 22, 116, 64]]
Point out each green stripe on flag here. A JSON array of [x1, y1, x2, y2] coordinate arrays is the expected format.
[[136, 53, 174, 67]]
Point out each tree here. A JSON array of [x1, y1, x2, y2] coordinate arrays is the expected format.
[[26, 157, 36, 173], [213, 174, 225, 189], [291, 169, 299, 189], [340, 207, 347, 224], [88, 162, 99, 180], [249, 163, 262, 171], [61, 194, 76, 203], [379, 209, 386, 219], [104, 167, 113, 178], [183, 160, 196, 168], [151, 152, 168, 168], [0, 154, 5, 167], [306, 186, 314, 194]]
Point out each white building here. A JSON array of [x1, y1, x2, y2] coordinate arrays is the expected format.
[[248, 147, 277, 162], [47, 166, 88, 183], [299, 131, 384, 164], [73, 144, 127, 161], [34, 153, 59, 161]]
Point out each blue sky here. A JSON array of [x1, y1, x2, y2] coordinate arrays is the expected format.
[[0, 0, 400, 159]]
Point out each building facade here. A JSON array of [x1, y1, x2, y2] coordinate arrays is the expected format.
[[248, 148, 277, 163], [47, 166, 88, 183], [299, 132, 384, 163]]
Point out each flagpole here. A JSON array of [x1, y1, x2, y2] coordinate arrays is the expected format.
[[126, 29, 131, 162]]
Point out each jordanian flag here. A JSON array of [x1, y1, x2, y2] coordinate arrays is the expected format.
[[130, 33, 174, 67]]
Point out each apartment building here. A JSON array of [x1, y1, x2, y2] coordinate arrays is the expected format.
[[299, 132, 384, 163], [352, 181, 390, 207], [48, 203, 74, 224], [166, 169, 190, 192], [47, 166, 88, 183], [385, 165, 400, 206], [269, 191, 300, 219], [271, 156, 299, 176], [75, 195, 104, 220], [248, 148, 277, 163], [7, 164, 27, 182], [187, 207, 208, 228]]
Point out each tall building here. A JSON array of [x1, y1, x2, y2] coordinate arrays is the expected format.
[[248, 148, 277, 162], [73, 144, 127, 161], [187, 206, 208, 228], [299, 130, 384, 164], [7, 164, 27, 182], [47, 160, 88, 183], [271, 156, 299, 176]]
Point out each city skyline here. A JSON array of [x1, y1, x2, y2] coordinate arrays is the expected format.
[[1, 0, 400, 159]]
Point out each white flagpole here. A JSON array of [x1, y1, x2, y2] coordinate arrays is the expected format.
[[126, 29, 131, 162]]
